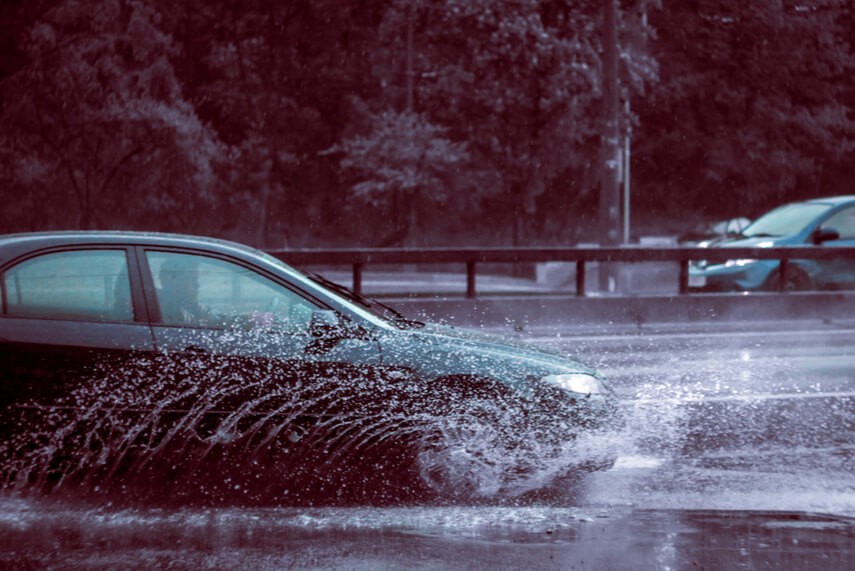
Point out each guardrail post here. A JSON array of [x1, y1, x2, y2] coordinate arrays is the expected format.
[[679, 260, 689, 294], [466, 261, 476, 298], [576, 260, 586, 296], [352, 262, 363, 296]]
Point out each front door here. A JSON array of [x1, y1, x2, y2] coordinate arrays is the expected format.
[[814, 206, 855, 289], [140, 249, 383, 447]]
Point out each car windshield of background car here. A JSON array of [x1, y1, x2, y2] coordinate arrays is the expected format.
[[743, 203, 830, 238]]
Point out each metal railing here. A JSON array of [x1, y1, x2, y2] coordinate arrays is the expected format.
[[267, 246, 855, 298]]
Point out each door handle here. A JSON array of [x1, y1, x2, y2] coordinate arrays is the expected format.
[[183, 345, 209, 354]]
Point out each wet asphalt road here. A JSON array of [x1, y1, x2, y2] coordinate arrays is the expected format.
[[1, 319, 854, 569], [533, 321, 855, 516]]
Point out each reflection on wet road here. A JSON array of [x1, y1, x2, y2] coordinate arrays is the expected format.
[[2, 322, 854, 569]]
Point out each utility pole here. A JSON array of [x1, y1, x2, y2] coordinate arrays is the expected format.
[[624, 98, 631, 244], [406, 2, 414, 113], [599, 0, 621, 290]]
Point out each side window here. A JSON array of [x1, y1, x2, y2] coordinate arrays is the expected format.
[[146, 251, 320, 333], [822, 207, 855, 240], [2, 250, 132, 322]]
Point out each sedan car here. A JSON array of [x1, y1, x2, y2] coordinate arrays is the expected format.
[[688, 195, 855, 292], [0, 231, 618, 504]]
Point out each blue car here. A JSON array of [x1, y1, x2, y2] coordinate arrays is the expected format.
[[688, 195, 855, 292]]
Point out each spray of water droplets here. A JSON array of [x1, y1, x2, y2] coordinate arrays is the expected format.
[[2, 330, 617, 506]]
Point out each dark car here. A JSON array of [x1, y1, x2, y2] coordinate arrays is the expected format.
[[677, 217, 752, 247], [0, 231, 618, 503], [689, 195, 855, 292]]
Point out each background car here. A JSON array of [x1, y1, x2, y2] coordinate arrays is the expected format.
[[0, 231, 618, 503], [688, 195, 855, 292], [677, 216, 752, 247]]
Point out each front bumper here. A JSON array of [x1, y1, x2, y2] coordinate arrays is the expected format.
[[688, 260, 778, 292]]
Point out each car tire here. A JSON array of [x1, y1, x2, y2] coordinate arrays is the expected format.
[[763, 266, 813, 292], [413, 377, 514, 501]]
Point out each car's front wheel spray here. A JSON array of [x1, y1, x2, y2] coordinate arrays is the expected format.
[[415, 409, 505, 501]]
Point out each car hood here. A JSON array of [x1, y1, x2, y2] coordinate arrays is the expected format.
[[378, 322, 601, 390], [715, 234, 799, 248], [715, 236, 788, 248]]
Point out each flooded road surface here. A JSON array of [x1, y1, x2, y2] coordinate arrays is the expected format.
[[2, 320, 854, 569], [2, 502, 853, 569]]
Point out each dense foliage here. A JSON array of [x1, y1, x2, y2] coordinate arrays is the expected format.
[[1, 0, 853, 246]]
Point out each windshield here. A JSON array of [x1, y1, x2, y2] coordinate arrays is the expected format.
[[304, 272, 425, 329], [250, 250, 424, 329], [743, 203, 830, 238], [248, 250, 392, 327]]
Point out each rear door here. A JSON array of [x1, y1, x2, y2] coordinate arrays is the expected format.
[[0, 247, 156, 428]]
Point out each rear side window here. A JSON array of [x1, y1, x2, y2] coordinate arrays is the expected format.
[[2, 250, 132, 322]]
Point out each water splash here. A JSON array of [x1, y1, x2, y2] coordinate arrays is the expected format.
[[570, 335, 855, 517], [1, 330, 614, 506]]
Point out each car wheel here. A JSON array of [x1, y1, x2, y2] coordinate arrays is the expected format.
[[415, 413, 505, 501], [413, 377, 514, 501], [764, 266, 813, 292]]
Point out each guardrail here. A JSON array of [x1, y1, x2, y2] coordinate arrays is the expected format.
[[267, 246, 855, 298]]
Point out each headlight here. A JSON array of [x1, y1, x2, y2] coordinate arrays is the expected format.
[[542, 373, 605, 395]]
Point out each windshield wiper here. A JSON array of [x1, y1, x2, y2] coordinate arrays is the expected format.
[[744, 232, 780, 239], [306, 272, 424, 328]]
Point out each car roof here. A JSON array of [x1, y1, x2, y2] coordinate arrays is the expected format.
[[0, 230, 262, 266], [802, 195, 855, 207], [0, 230, 397, 331]]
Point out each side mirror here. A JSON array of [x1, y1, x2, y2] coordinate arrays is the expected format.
[[309, 309, 341, 338], [812, 227, 840, 245]]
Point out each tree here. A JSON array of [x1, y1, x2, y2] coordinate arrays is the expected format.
[[180, 0, 388, 247], [634, 0, 855, 222], [0, 0, 223, 232], [337, 109, 469, 245], [368, 0, 656, 244]]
